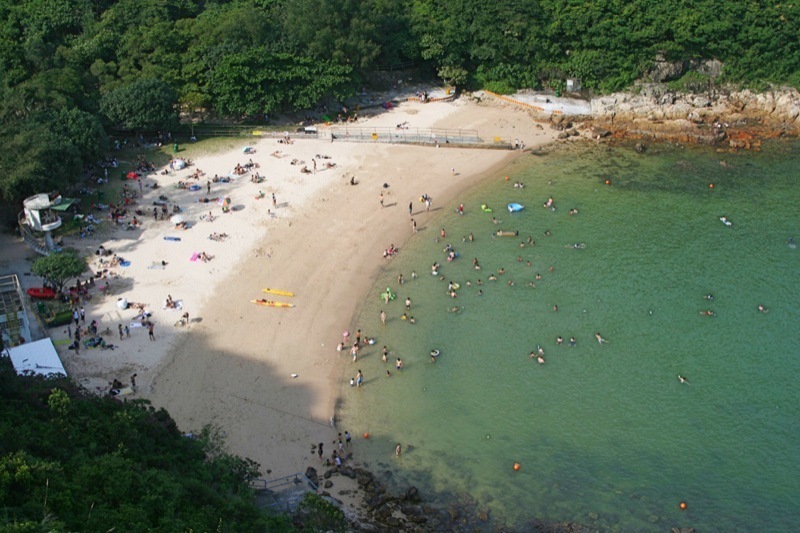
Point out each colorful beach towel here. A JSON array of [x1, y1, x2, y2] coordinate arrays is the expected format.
[[164, 236, 181, 241], [190, 252, 199, 262], [120, 260, 131, 267]]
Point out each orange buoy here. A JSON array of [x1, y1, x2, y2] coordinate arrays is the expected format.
[[363, 432, 369, 439], [605, 179, 611, 185], [679, 502, 687, 510], [709, 183, 715, 189], [513, 462, 521, 471]]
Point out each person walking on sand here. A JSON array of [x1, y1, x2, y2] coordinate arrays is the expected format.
[[148, 322, 155, 341], [345, 431, 352, 447], [380, 191, 384, 207], [125, 325, 130, 338], [118, 324, 124, 340], [409, 201, 413, 216], [272, 193, 277, 208], [318, 442, 324, 461], [80, 306, 86, 323], [380, 310, 386, 325], [130, 373, 137, 392], [411, 218, 417, 233]]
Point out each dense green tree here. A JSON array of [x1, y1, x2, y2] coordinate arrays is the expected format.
[[0, 359, 291, 531], [30, 251, 87, 293], [210, 50, 352, 117], [100, 78, 178, 131], [0, 120, 84, 202]]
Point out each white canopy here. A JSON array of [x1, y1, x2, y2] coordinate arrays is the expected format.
[[5, 338, 67, 377]]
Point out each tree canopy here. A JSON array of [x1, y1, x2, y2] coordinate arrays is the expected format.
[[30, 251, 87, 293], [0, 358, 289, 531], [0, 0, 798, 205]]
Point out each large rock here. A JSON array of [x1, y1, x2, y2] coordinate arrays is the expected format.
[[647, 58, 686, 82], [404, 486, 422, 503], [304, 466, 319, 487]]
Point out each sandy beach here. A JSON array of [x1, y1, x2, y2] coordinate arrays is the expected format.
[[29, 95, 558, 484]]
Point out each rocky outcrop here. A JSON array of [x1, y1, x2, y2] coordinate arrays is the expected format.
[[586, 86, 800, 147]]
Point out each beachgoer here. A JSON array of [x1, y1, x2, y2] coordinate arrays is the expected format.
[[678, 374, 689, 384], [356, 370, 364, 387], [380, 310, 386, 325], [118, 324, 124, 340], [382, 346, 388, 362], [345, 431, 352, 446], [757, 304, 768, 313], [411, 219, 417, 233], [409, 202, 413, 216], [396, 358, 403, 370], [557, 336, 563, 345], [130, 373, 137, 391], [595, 332, 607, 344], [318, 442, 324, 461], [569, 337, 576, 347], [405, 297, 411, 310], [380, 192, 384, 207], [395, 443, 402, 456], [148, 322, 155, 341], [125, 326, 130, 338]]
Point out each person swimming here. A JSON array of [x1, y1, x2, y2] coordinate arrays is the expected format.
[[678, 374, 689, 384]]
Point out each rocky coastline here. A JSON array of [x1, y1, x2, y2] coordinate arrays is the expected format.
[[303, 464, 597, 532], [578, 86, 800, 149]]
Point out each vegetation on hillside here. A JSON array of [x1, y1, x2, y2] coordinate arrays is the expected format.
[[0, 0, 797, 204], [0, 356, 290, 531]]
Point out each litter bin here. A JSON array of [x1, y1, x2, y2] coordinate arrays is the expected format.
[[173, 143, 179, 153]]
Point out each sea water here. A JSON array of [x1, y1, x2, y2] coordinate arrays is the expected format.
[[339, 141, 800, 531]]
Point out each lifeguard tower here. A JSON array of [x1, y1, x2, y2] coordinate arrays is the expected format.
[[18, 192, 71, 255]]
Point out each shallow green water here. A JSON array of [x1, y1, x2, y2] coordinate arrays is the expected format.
[[339, 141, 800, 531]]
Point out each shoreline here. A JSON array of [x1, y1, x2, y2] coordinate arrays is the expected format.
[[144, 98, 559, 479]]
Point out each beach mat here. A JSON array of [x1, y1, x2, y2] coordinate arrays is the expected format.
[[148, 262, 167, 270], [53, 338, 73, 346], [120, 260, 131, 267], [190, 252, 199, 262], [164, 236, 181, 241]]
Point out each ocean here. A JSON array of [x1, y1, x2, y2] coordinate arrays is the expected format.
[[338, 140, 800, 531]]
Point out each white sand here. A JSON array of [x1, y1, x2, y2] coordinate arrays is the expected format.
[[51, 96, 559, 481]]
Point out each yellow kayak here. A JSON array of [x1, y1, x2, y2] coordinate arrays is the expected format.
[[251, 299, 295, 308], [262, 288, 295, 297]]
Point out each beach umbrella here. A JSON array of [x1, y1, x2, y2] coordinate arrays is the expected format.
[[170, 214, 185, 224], [218, 197, 231, 207]]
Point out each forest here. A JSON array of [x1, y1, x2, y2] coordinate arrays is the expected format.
[[0, 0, 798, 204], [0, 357, 288, 530]]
